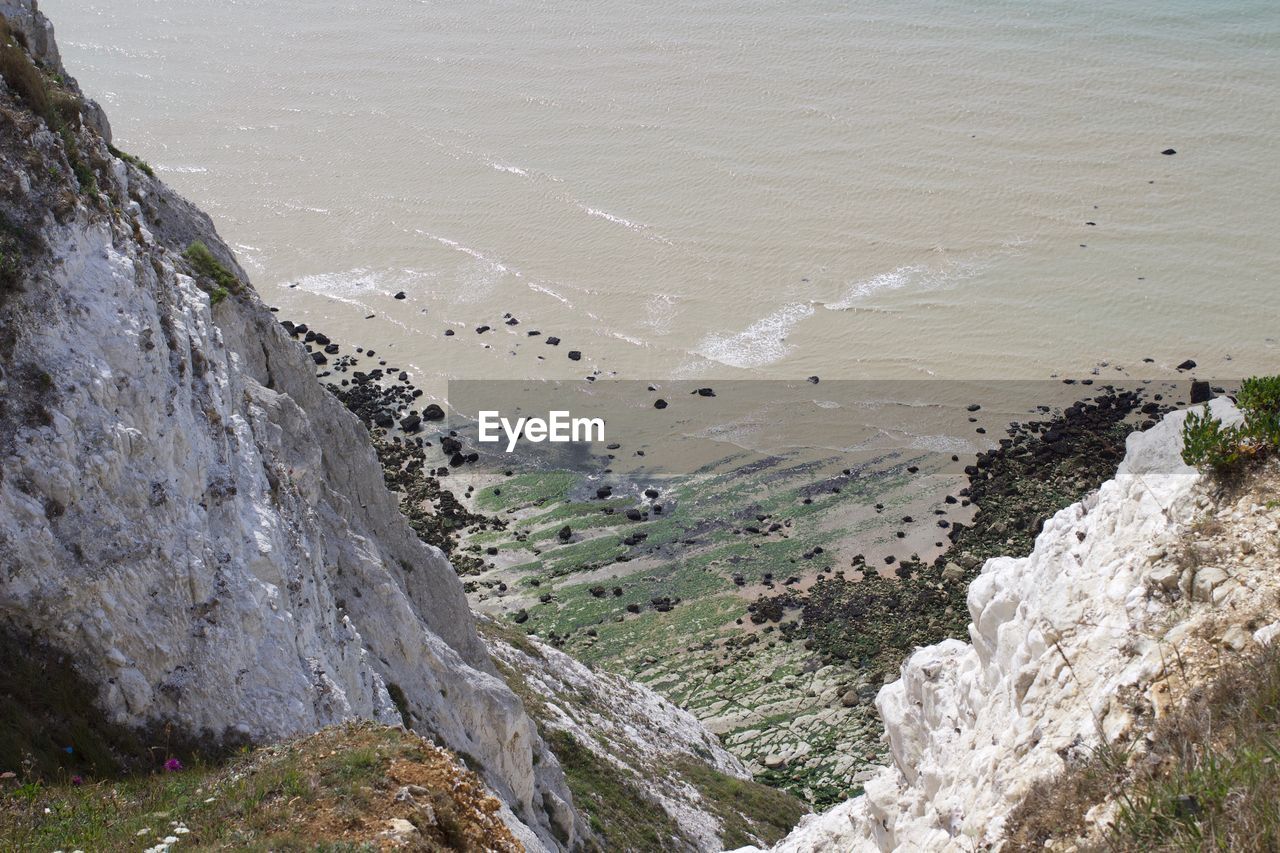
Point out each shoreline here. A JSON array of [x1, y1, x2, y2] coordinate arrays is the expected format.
[[279, 311, 1223, 805]]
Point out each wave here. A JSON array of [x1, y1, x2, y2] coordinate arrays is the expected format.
[[576, 203, 674, 246], [582, 206, 643, 230], [414, 230, 519, 278], [526, 282, 571, 305], [694, 302, 815, 369], [825, 265, 923, 310], [283, 268, 416, 332], [825, 240, 1030, 310], [642, 293, 678, 334]]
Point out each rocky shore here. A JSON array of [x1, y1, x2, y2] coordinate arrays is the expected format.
[[279, 316, 1212, 809]]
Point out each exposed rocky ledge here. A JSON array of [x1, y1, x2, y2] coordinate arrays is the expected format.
[[751, 397, 1278, 851]]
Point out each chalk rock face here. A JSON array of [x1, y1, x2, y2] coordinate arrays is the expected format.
[[490, 632, 753, 850], [763, 399, 1238, 852], [0, 10, 576, 848]]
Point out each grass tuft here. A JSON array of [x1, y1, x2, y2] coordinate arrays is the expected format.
[[1004, 641, 1280, 852], [182, 241, 239, 305]]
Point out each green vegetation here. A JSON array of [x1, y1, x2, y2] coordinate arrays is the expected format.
[[0, 213, 35, 294], [674, 757, 808, 848], [107, 143, 155, 178], [106, 143, 155, 178], [474, 470, 577, 512], [1006, 642, 1280, 852], [543, 729, 685, 851], [183, 241, 239, 305], [0, 18, 97, 196], [0, 721, 520, 852], [0, 631, 182, 781], [1182, 376, 1280, 474]]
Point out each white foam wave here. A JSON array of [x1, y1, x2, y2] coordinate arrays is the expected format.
[[582, 206, 643, 230], [526, 282, 571, 305], [490, 162, 528, 176], [825, 265, 923, 310], [642, 293, 678, 334], [577, 204, 673, 245], [826, 241, 1030, 311], [607, 330, 650, 348], [694, 302, 815, 369], [280, 202, 332, 215], [415, 230, 519, 277], [156, 165, 208, 174], [283, 269, 416, 333]]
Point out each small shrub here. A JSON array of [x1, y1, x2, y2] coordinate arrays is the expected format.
[[1181, 375, 1280, 474], [182, 241, 239, 305], [107, 144, 155, 178], [0, 20, 50, 120], [0, 236, 23, 292], [0, 213, 36, 294], [1236, 375, 1280, 417]]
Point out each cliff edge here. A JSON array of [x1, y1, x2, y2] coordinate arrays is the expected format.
[[0, 3, 578, 847], [756, 397, 1280, 851]]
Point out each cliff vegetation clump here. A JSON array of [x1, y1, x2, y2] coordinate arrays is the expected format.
[[0, 722, 521, 852], [1182, 375, 1280, 475]]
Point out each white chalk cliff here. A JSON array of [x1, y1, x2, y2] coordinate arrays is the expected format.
[[0, 4, 579, 847], [753, 396, 1280, 851]]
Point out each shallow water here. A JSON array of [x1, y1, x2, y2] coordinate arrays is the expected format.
[[46, 0, 1280, 388]]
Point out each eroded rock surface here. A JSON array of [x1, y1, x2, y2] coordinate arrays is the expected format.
[[0, 7, 578, 847]]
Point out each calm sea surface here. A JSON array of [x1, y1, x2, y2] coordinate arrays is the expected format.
[[45, 0, 1280, 384]]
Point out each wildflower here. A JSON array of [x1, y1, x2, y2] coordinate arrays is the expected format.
[[164, 758, 182, 772], [70, 775, 84, 786]]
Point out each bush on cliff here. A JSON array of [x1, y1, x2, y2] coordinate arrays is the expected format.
[[1182, 376, 1280, 474], [182, 241, 239, 305]]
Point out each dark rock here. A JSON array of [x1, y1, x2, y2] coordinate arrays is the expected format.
[[422, 403, 445, 421], [558, 525, 572, 542], [694, 387, 716, 397], [567, 350, 582, 361], [1176, 359, 1197, 371], [546, 336, 561, 346], [807, 376, 820, 384], [1189, 380, 1214, 404], [1162, 148, 1177, 156], [653, 399, 668, 410], [394, 291, 407, 299], [400, 414, 422, 432]]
